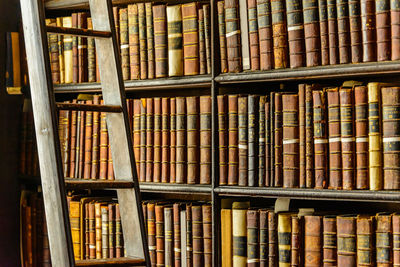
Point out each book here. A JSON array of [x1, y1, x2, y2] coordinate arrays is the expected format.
[[138, 3, 148, 79], [259, 210, 269, 266], [146, 3, 155, 79], [270, 92, 276, 186], [337, 0, 351, 63], [337, 215, 357, 266], [72, 13, 79, 84], [323, 215, 337, 266], [303, 0, 321, 66], [182, 3, 199, 76], [394, 213, 400, 266], [133, 99, 141, 176], [186, 204, 193, 266], [200, 96, 212, 184], [274, 93, 283, 186], [361, 0, 377, 62], [187, 96, 199, 184], [376, 213, 392, 266], [392, 0, 400, 60], [233, 202, 249, 266], [153, 5, 168, 78], [170, 98, 177, 183], [271, 0, 289, 68], [176, 97, 186, 184], [145, 98, 154, 182], [218, 95, 228, 185], [239, 0, 251, 70], [70, 200, 81, 259], [228, 95, 239, 185], [199, 8, 207, 75], [299, 85, 306, 187], [181, 208, 187, 267], [218, 1, 229, 73], [327, 0, 339, 64], [304, 215, 322, 266], [167, 5, 183, 76], [119, 8, 129, 81], [56, 17, 65, 83], [286, 0, 305, 68], [248, 0, 261, 70], [238, 96, 248, 186], [257, 0, 274, 70], [83, 100, 93, 179], [164, 206, 173, 267], [63, 16, 73, 84], [101, 205, 109, 258], [225, 0, 242, 72], [247, 209, 259, 267], [173, 204, 181, 267], [221, 209, 233, 267], [128, 4, 140, 80], [278, 213, 291, 267], [376, 0, 391, 61], [248, 95, 259, 186], [153, 98, 162, 183], [259, 96, 267, 187], [139, 99, 146, 182], [356, 215, 374, 266], [319, 0, 330, 65], [161, 98, 170, 183], [147, 203, 156, 265], [349, 0, 362, 63], [45, 19, 60, 84], [203, 4, 211, 74], [265, 101, 271, 187], [202, 205, 212, 267], [305, 85, 315, 188], [155, 205, 165, 266]]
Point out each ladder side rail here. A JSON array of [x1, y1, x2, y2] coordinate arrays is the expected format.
[[20, 0, 74, 266]]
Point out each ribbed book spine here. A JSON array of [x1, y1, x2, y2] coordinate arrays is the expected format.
[[56, 17, 65, 83], [63, 16, 73, 84], [138, 3, 148, 79], [248, 0, 261, 70], [319, 0, 330, 65], [146, 98, 154, 182], [291, 216, 302, 266], [233, 205, 247, 266], [192, 205, 203, 266], [376, 0, 391, 61], [99, 103, 108, 180], [108, 204, 115, 258], [161, 98, 170, 183], [101, 206, 109, 258], [218, 1, 228, 73], [153, 98, 162, 183], [182, 3, 199, 76], [128, 4, 140, 80], [133, 99, 141, 176], [155, 205, 165, 267], [286, 0, 305, 68], [88, 203, 95, 259], [305, 85, 314, 188], [239, 0, 250, 70], [167, 5, 183, 76], [270, 92, 276, 186], [202, 205, 212, 267], [176, 97, 186, 184], [83, 100, 93, 179], [274, 93, 283, 186], [299, 85, 306, 187], [119, 8, 130, 80], [72, 13, 78, 84], [349, 0, 362, 63], [147, 203, 156, 265], [139, 99, 146, 182], [218, 95, 228, 185], [278, 213, 291, 267], [259, 96, 266, 187], [228, 95, 239, 185], [225, 0, 242, 72], [203, 4, 211, 74], [247, 209, 259, 267], [46, 19, 60, 84], [259, 210, 268, 267], [115, 204, 123, 258], [265, 101, 271, 186], [257, 0, 274, 70], [271, 0, 289, 69], [186, 204, 193, 266], [305, 215, 322, 266], [200, 96, 212, 184], [164, 207, 173, 267], [87, 18, 96, 83], [170, 98, 177, 183], [337, 0, 351, 63], [146, 3, 155, 79], [303, 0, 321, 66], [107, 145, 114, 180], [327, 0, 339, 64], [337, 215, 357, 266], [248, 95, 259, 186], [91, 96, 100, 179], [238, 96, 248, 186], [173, 204, 181, 267], [394, 213, 400, 266], [113, 7, 120, 46], [153, 5, 168, 78], [357, 215, 374, 267], [392, 0, 400, 60], [187, 97, 199, 184], [361, 0, 376, 62], [95, 202, 102, 258], [376, 213, 392, 266], [199, 8, 207, 75], [323, 216, 337, 266]]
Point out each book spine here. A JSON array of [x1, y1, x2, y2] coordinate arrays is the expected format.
[[270, 92, 276, 187], [376, 213, 393, 266], [337, 215, 357, 266], [376, 0, 391, 61], [153, 5, 168, 78], [146, 98, 154, 182], [72, 13, 79, 84], [238, 96, 248, 186], [138, 3, 148, 79], [70, 201, 81, 259], [228, 95, 239, 185], [271, 0, 289, 69], [323, 216, 337, 266], [200, 96, 212, 184], [327, 88, 342, 189], [182, 3, 199, 76], [218, 1, 228, 73], [247, 209, 259, 267], [193, 205, 204, 267], [327, 0, 339, 64], [56, 17, 65, 84], [257, 0, 274, 70], [291, 216, 303, 266], [133, 99, 141, 176], [221, 209, 233, 267], [186, 204, 193, 266], [268, 211, 278, 266], [89, 203, 95, 259], [153, 98, 162, 183], [187, 97, 199, 184], [128, 4, 140, 80], [199, 8, 207, 75], [349, 0, 362, 63], [248, 95, 259, 186], [173, 204, 181, 267], [299, 85, 306, 187], [354, 85, 369, 189], [225, 0, 242, 72], [392, 0, 400, 60], [108, 204, 115, 259], [286, 0, 305, 68], [305, 215, 322, 266], [382, 86, 400, 189], [274, 93, 283, 186], [170, 98, 177, 183], [233, 207, 247, 266], [115, 204, 123, 258], [319, 0, 329, 65], [83, 100, 93, 179], [107, 144, 114, 180], [147, 203, 156, 265], [91, 100, 100, 177], [202, 205, 212, 267], [165, 207, 174, 267], [113, 7, 120, 46], [305, 85, 314, 188], [95, 203, 102, 259], [167, 5, 183, 77], [337, 0, 351, 63], [101, 206, 109, 258], [78, 13, 88, 83], [63, 17, 73, 83], [62, 103, 71, 177], [259, 96, 266, 187], [85, 203, 90, 259], [313, 90, 328, 188], [203, 4, 211, 74], [265, 101, 271, 186], [218, 95, 228, 185], [282, 94, 299, 188], [46, 19, 60, 84], [139, 99, 147, 182], [161, 98, 170, 183], [303, 0, 321, 66], [357, 215, 374, 267], [77, 104, 86, 178], [259, 210, 268, 267], [146, 3, 155, 79], [155, 205, 165, 266], [176, 97, 187, 184], [394, 214, 400, 266], [239, 0, 250, 70], [360, 0, 376, 62], [278, 213, 291, 267], [248, 0, 261, 70]]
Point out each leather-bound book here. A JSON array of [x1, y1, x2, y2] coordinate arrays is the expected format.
[[202, 205, 212, 267], [72, 13, 79, 84], [153, 98, 162, 183], [153, 5, 167, 78], [146, 98, 154, 182], [133, 99, 141, 175], [270, 92, 276, 186], [259, 210, 268, 267], [382, 86, 400, 189], [319, 0, 330, 65], [204, 4, 211, 74], [274, 93, 283, 187], [101, 205, 109, 258], [167, 5, 183, 77], [155, 205, 165, 266], [165, 206, 174, 267], [238, 96, 248, 186], [146, 3, 155, 79], [143, 202, 148, 232], [88, 202, 96, 259], [108, 203, 115, 258], [323, 216, 337, 266], [116, 204, 123, 257], [200, 96, 212, 184], [286, 0, 305, 68], [354, 85, 369, 189], [327, 0, 339, 64], [271, 0, 289, 69], [299, 85, 306, 187], [357, 215, 374, 267], [128, 4, 140, 80], [349, 0, 362, 63], [393, 213, 400, 266], [265, 101, 271, 187], [138, 3, 148, 79], [78, 12, 88, 82], [192, 205, 203, 267], [228, 95, 239, 185], [90, 98, 100, 179], [291, 216, 303, 266], [186, 204, 193, 266], [247, 209, 259, 267], [240, 0, 251, 70], [56, 17, 65, 83], [187, 96, 199, 184], [257, 0, 274, 70], [233, 202, 249, 266], [107, 144, 114, 180], [361, 0, 376, 62], [176, 97, 187, 184], [218, 1, 228, 73], [303, 0, 321, 67], [173, 204, 181, 267], [170, 98, 177, 183], [282, 94, 299, 188], [199, 8, 206, 75], [70, 201, 81, 259], [313, 90, 328, 189], [77, 103, 86, 178], [161, 98, 170, 183], [139, 99, 147, 182], [327, 87, 342, 189], [61, 102, 71, 177], [83, 100, 93, 179], [376, 0, 391, 61], [218, 95, 228, 185], [95, 202, 102, 258], [182, 3, 199, 76], [147, 203, 156, 265], [305, 85, 314, 188], [392, 0, 400, 60], [99, 104, 108, 180], [376, 212, 393, 266], [278, 213, 291, 267], [337, 0, 351, 63], [337, 215, 357, 266], [221, 208, 232, 267], [305, 215, 322, 266], [225, 0, 243, 72], [259, 96, 266, 187], [63, 16, 73, 83], [248, 95, 259, 186], [248, 0, 260, 70], [46, 19, 60, 84], [181, 208, 187, 267], [113, 7, 120, 46]]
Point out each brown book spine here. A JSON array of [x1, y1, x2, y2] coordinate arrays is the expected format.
[[84, 100, 93, 179], [200, 96, 212, 184], [282, 94, 299, 188], [182, 3, 200, 76], [337, 0, 351, 63], [146, 3, 155, 79], [192, 206, 203, 267], [274, 93, 283, 186], [357, 215, 374, 267], [376, 0, 391, 61], [72, 13, 79, 84], [138, 3, 148, 79], [108, 203, 115, 259], [248, 0, 261, 70], [337, 215, 357, 266], [248, 95, 259, 187], [299, 85, 306, 187], [107, 142, 114, 180], [394, 214, 400, 266], [268, 211, 278, 266], [271, 0, 289, 69], [153, 98, 162, 183], [139, 99, 146, 182], [218, 1, 228, 73], [247, 209, 260, 267], [203, 5, 211, 74], [113, 7, 120, 46], [186, 204, 193, 267], [199, 8, 206, 75], [101, 205, 109, 258], [155, 205, 165, 266], [128, 4, 140, 80], [187, 97, 199, 184], [323, 216, 337, 266], [170, 98, 177, 183], [153, 5, 168, 78], [285, 0, 305, 68], [265, 101, 271, 186], [259, 210, 268, 267], [319, 0, 330, 65], [62, 103, 71, 177], [133, 99, 141, 176], [77, 13, 88, 83], [305, 85, 314, 188], [161, 98, 170, 183], [291, 216, 303, 267], [47, 19, 60, 83], [202, 205, 212, 267], [361, 0, 377, 62], [85, 203, 90, 259], [176, 97, 186, 184], [304, 215, 322, 266], [376, 213, 392, 266], [89, 202, 96, 259], [349, 0, 362, 63], [78, 103, 86, 178], [238, 96, 248, 186], [218, 95, 228, 185], [257, 0, 274, 70], [95, 202, 102, 259], [354, 85, 369, 189], [303, 0, 321, 66], [327, 88, 342, 189], [119, 8, 130, 80], [328, 0, 339, 64], [91, 96, 100, 179], [225, 0, 243, 72], [392, 0, 400, 60], [146, 98, 154, 182], [228, 95, 239, 185], [313, 90, 328, 188], [115, 204, 123, 258], [165, 207, 174, 267], [173, 204, 181, 267], [259, 96, 267, 187], [147, 203, 156, 266]]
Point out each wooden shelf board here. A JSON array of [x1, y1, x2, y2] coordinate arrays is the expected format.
[[215, 186, 400, 202], [65, 179, 134, 189], [140, 182, 212, 194], [54, 75, 212, 93], [75, 257, 145, 266], [215, 61, 400, 84]]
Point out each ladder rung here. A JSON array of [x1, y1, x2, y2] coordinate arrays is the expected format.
[[65, 178, 134, 189], [75, 257, 145, 266], [46, 26, 112, 38], [56, 103, 122, 113]]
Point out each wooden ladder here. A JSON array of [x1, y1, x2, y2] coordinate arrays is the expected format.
[[19, 0, 150, 266]]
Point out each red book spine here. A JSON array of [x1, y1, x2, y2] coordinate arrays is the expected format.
[[153, 98, 162, 183], [187, 96, 199, 184], [161, 98, 170, 183], [228, 95, 239, 185], [218, 95, 228, 185], [200, 96, 212, 184], [146, 98, 154, 182]]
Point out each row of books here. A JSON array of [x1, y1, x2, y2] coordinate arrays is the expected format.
[[46, 2, 211, 84], [218, 0, 400, 72], [142, 202, 212, 267], [222, 202, 400, 266]]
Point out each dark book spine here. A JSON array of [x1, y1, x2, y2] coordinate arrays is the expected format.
[[218, 1, 228, 73], [271, 0, 289, 69], [62, 103, 71, 177], [291, 216, 303, 267], [349, 0, 362, 63], [133, 99, 141, 176], [248, 95, 259, 186], [259, 210, 268, 267], [303, 0, 321, 66], [176, 97, 186, 184], [265, 101, 271, 186], [357, 215, 374, 267], [119, 8, 130, 80], [116, 204, 123, 258], [146, 3, 155, 79], [72, 13, 79, 84], [299, 85, 306, 187], [187, 96, 199, 184], [238, 96, 248, 186], [109, 204, 115, 259], [218, 95, 228, 185], [170, 98, 177, 183], [282, 94, 299, 188], [286, 0, 305, 68], [337, 215, 357, 266], [153, 5, 168, 78], [278, 213, 291, 266], [257, 0, 274, 70], [313, 90, 328, 188], [83, 100, 93, 179], [113, 7, 120, 46], [323, 216, 337, 266], [182, 3, 199, 76], [394, 214, 400, 266], [327, 0, 339, 64], [155, 205, 165, 267], [225, 0, 242, 72], [199, 8, 207, 75], [361, 0, 376, 62], [376, 0, 391, 61], [376, 213, 393, 266], [186, 204, 193, 267], [139, 99, 146, 182], [128, 4, 140, 80], [203, 4, 212, 74], [337, 0, 351, 63], [165, 207, 174, 267], [146, 98, 154, 182], [153, 98, 162, 183], [270, 92, 276, 186], [391, 0, 400, 60], [173, 204, 181, 267], [228, 95, 239, 185], [247, 209, 259, 267], [77, 12, 88, 83], [192, 205, 203, 267], [161, 98, 170, 183], [259, 96, 266, 187], [202, 205, 212, 267], [268, 211, 278, 266], [47, 19, 60, 83], [200, 96, 212, 184], [248, 0, 261, 70], [305, 215, 322, 266], [274, 93, 283, 186], [91, 96, 100, 180], [147, 203, 156, 266], [319, 0, 330, 65], [138, 3, 148, 79]]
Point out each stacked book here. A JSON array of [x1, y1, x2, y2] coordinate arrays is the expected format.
[[142, 201, 212, 267], [218, 0, 400, 72], [46, 2, 211, 84], [221, 202, 400, 266]]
